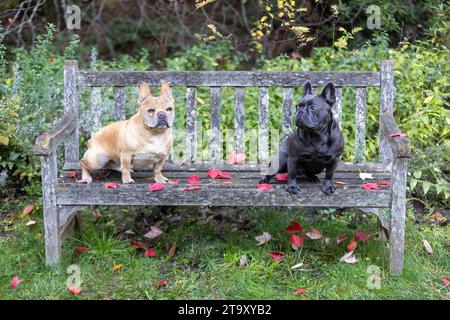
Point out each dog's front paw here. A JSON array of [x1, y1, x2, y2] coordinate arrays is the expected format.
[[321, 184, 336, 195], [154, 174, 169, 184], [122, 176, 135, 184], [306, 174, 320, 183], [286, 184, 301, 194], [259, 175, 271, 184]]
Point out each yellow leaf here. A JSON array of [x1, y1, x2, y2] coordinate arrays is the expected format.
[[278, 12, 284, 18], [424, 96, 433, 104], [0, 135, 9, 146], [260, 16, 268, 22], [112, 264, 123, 271], [277, 1, 284, 9]]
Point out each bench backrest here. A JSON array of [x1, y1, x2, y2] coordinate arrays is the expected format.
[[63, 60, 394, 167]]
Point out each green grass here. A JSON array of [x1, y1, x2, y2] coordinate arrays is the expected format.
[[0, 203, 449, 300]]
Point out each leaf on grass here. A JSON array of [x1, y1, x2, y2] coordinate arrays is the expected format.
[[144, 248, 157, 257], [305, 228, 321, 240], [144, 226, 163, 240], [104, 182, 118, 189], [354, 231, 369, 242], [255, 232, 272, 245], [92, 209, 101, 218], [269, 251, 285, 261], [340, 251, 358, 264], [257, 183, 272, 191], [276, 173, 288, 182], [422, 239, 433, 254], [347, 238, 358, 252], [359, 172, 374, 180], [26, 220, 37, 227], [377, 180, 392, 186], [68, 286, 81, 295], [111, 264, 123, 271], [22, 205, 34, 217], [443, 277, 450, 286], [10, 276, 21, 289], [75, 246, 90, 255], [228, 152, 245, 164], [289, 234, 305, 250], [148, 183, 165, 191], [167, 179, 180, 185], [184, 186, 202, 191], [187, 175, 200, 184], [239, 255, 248, 267], [336, 234, 348, 244], [362, 183, 381, 190], [168, 242, 177, 260], [284, 220, 303, 234], [155, 280, 170, 289], [130, 240, 147, 249], [293, 288, 306, 295], [67, 171, 77, 178], [388, 132, 406, 138], [291, 262, 303, 270]]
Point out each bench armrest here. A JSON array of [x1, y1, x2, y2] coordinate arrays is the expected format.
[[34, 113, 77, 156], [380, 111, 411, 158]]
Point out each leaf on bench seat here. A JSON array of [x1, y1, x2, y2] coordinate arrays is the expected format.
[[187, 175, 200, 184], [276, 173, 288, 182], [104, 182, 118, 189], [184, 185, 202, 191], [167, 179, 180, 185], [206, 169, 231, 179], [362, 183, 381, 190], [148, 183, 165, 192], [257, 183, 272, 190]]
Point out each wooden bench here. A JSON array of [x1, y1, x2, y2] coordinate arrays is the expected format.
[[35, 60, 411, 275]]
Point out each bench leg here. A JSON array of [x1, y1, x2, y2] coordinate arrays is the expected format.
[[389, 157, 408, 275], [41, 153, 61, 265]]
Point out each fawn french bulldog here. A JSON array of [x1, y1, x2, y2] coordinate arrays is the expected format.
[[79, 81, 175, 184]]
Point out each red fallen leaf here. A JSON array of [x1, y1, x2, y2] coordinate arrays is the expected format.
[[184, 186, 202, 191], [269, 251, 285, 261], [443, 277, 450, 286], [257, 183, 272, 191], [130, 240, 147, 249], [305, 228, 321, 240], [228, 152, 246, 164], [377, 179, 392, 186], [206, 169, 231, 179], [68, 286, 81, 295], [289, 234, 305, 250], [75, 246, 90, 255], [284, 220, 303, 234], [10, 276, 21, 289], [276, 173, 289, 182], [155, 280, 170, 289], [67, 171, 77, 178], [167, 179, 180, 185], [148, 183, 165, 191], [347, 238, 358, 252], [336, 234, 348, 244], [22, 204, 34, 217], [293, 288, 306, 295], [92, 209, 101, 218], [49, 57, 55, 63], [187, 175, 200, 184], [144, 248, 157, 257], [334, 181, 348, 186], [354, 231, 369, 242], [222, 181, 234, 185], [362, 183, 381, 191], [388, 132, 406, 138], [104, 182, 118, 189]]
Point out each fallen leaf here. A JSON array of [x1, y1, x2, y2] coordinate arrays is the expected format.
[[26, 220, 37, 227], [336, 234, 348, 244], [167, 242, 177, 260], [228, 152, 246, 164], [432, 210, 447, 225], [239, 255, 248, 267], [22, 205, 34, 217], [167, 179, 180, 185], [10, 276, 21, 289], [293, 288, 306, 295], [144, 226, 163, 240], [68, 286, 81, 295], [257, 183, 272, 190], [289, 234, 305, 250], [340, 251, 358, 264], [8, 17, 13, 24], [144, 248, 157, 257], [187, 175, 200, 184], [130, 240, 147, 249], [299, 297, 309, 300], [291, 262, 303, 270], [276, 173, 289, 182], [222, 181, 234, 185], [255, 232, 272, 245], [347, 238, 358, 252], [148, 183, 165, 191], [269, 251, 285, 261], [422, 239, 433, 254], [183, 186, 202, 191], [359, 172, 374, 180], [67, 171, 77, 178], [98, 298, 113, 300], [362, 183, 381, 190], [155, 280, 170, 289], [333, 181, 348, 186], [305, 228, 321, 240], [388, 132, 406, 138], [111, 264, 123, 271], [206, 169, 231, 179], [104, 182, 118, 189], [377, 179, 392, 186], [284, 220, 303, 234], [443, 277, 450, 286], [354, 231, 369, 242], [92, 209, 101, 218], [75, 246, 90, 255]]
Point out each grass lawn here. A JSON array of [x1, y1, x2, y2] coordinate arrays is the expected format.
[[0, 201, 449, 300]]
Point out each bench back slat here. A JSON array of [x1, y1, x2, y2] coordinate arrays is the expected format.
[[113, 86, 126, 121], [354, 87, 367, 163], [379, 60, 394, 162], [282, 87, 294, 140], [234, 87, 246, 155], [64, 60, 79, 164], [333, 87, 343, 128], [258, 87, 270, 163], [185, 87, 197, 163], [89, 86, 103, 133], [210, 87, 222, 162]]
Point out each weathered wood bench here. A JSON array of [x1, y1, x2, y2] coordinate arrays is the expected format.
[[35, 60, 410, 274]]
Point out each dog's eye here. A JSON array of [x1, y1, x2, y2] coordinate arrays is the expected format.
[[166, 107, 173, 112], [147, 109, 155, 113]]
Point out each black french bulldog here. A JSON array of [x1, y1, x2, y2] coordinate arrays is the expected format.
[[260, 82, 344, 195]]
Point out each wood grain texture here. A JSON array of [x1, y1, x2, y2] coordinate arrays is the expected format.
[[114, 86, 126, 121], [282, 87, 294, 140], [380, 112, 411, 158], [258, 87, 269, 163], [63, 60, 79, 164], [354, 88, 367, 163], [379, 60, 394, 162], [234, 87, 245, 155], [89, 86, 103, 133], [35, 113, 77, 156], [333, 87, 343, 128], [210, 87, 222, 162], [185, 87, 197, 162], [77, 71, 381, 87]]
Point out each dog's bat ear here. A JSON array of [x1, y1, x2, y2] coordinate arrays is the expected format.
[[303, 82, 313, 96], [321, 82, 336, 106], [160, 80, 174, 102], [139, 82, 152, 102]]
